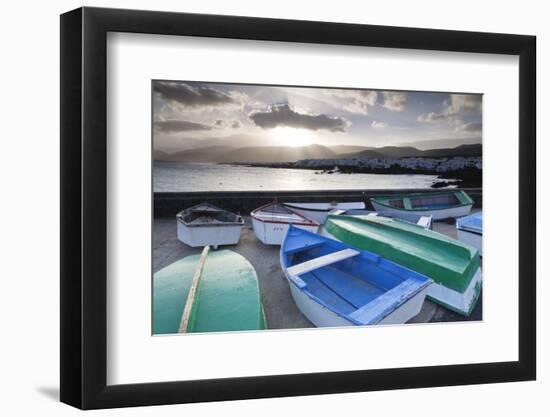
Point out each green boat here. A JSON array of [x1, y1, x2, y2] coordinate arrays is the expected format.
[[324, 214, 482, 316], [153, 247, 267, 334], [370, 190, 474, 221]]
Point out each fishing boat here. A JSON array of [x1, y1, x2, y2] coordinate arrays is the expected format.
[[283, 201, 366, 224], [457, 211, 483, 256], [370, 190, 474, 221], [153, 247, 266, 334], [324, 214, 482, 316], [251, 202, 319, 245], [176, 202, 244, 248], [280, 226, 432, 327]]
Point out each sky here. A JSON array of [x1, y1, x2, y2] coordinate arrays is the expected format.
[[152, 80, 482, 153]]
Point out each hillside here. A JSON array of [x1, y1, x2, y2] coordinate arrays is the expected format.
[[154, 143, 482, 163], [158, 144, 337, 163], [339, 144, 481, 159], [157, 145, 234, 162], [218, 144, 336, 163]]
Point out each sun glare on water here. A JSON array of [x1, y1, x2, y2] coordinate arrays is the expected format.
[[270, 127, 314, 147]]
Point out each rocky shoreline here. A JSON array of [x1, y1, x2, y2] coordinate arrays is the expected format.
[[234, 162, 482, 188]]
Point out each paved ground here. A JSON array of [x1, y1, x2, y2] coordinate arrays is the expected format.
[[153, 210, 482, 329]]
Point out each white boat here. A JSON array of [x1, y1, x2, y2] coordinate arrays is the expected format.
[[283, 201, 365, 224], [280, 226, 432, 327], [370, 190, 474, 221], [331, 208, 433, 229], [251, 202, 320, 245], [456, 211, 483, 256], [176, 203, 244, 248]]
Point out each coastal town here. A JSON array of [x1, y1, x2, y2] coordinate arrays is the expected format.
[[293, 155, 482, 172], [239, 155, 483, 188]]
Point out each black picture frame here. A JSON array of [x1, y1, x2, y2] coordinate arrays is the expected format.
[[60, 6, 536, 410]]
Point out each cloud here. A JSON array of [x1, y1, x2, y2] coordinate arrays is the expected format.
[[154, 119, 213, 133], [323, 89, 377, 114], [456, 121, 482, 134], [213, 119, 242, 129], [250, 104, 349, 132], [382, 92, 407, 111], [371, 120, 388, 129], [153, 81, 235, 107], [447, 94, 482, 115], [417, 112, 449, 123], [418, 94, 482, 123]]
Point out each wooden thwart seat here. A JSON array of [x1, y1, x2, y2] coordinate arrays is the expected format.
[[287, 249, 360, 277]]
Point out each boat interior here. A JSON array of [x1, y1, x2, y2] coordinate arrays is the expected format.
[[409, 194, 460, 208], [282, 228, 421, 320], [385, 193, 460, 209], [179, 204, 243, 226]]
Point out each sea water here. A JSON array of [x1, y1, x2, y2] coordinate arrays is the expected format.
[[153, 162, 448, 192]]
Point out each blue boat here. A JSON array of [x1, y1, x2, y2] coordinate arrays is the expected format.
[[280, 226, 432, 327], [456, 211, 483, 256]]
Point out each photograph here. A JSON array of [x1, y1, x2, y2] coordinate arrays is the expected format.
[[54, 4, 539, 410], [152, 80, 483, 334]]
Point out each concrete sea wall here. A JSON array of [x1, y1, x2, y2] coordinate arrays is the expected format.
[[154, 188, 482, 218]]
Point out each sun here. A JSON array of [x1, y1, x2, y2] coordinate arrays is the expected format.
[[270, 127, 314, 147]]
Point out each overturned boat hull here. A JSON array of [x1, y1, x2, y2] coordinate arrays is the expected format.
[[324, 214, 482, 316], [153, 249, 266, 334]]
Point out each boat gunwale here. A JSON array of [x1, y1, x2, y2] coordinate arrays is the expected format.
[[177, 203, 244, 227], [282, 202, 365, 213], [251, 201, 320, 226], [456, 226, 482, 235], [176, 215, 245, 228]]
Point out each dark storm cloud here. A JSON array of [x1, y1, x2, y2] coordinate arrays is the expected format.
[[154, 120, 213, 133], [249, 104, 348, 132], [153, 82, 235, 107], [213, 119, 242, 129]]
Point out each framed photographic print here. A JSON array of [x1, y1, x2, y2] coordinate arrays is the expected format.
[[60, 7, 536, 409]]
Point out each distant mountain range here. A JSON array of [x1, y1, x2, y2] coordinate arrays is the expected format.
[[338, 144, 482, 159], [154, 143, 481, 163]]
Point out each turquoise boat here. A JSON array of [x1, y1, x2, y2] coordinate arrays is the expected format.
[[324, 214, 482, 316], [153, 247, 266, 334], [370, 190, 474, 221]]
